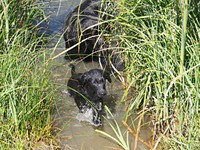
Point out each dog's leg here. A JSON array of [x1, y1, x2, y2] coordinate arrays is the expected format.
[[92, 102, 103, 126], [96, 102, 102, 111]]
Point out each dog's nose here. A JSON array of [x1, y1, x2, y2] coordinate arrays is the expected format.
[[98, 90, 106, 98], [102, 91, 106, 96]]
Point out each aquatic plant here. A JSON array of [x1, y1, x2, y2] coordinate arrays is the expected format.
[[114, 0, 200, 149], [97, 0, 199, 149], [0, 0, 56, 149], [96, 106, 130, 150]]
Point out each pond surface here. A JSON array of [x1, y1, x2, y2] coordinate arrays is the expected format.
[[39, 0, 152, 149]]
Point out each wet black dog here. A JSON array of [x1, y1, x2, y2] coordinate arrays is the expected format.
[[67, 64, 111, 126], [63, 0, 124, 72], [64, 0, 104, 61]]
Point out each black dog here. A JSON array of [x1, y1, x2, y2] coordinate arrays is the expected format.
[[63, 0, 125, 72], [63, 0, 106, 60], [67, 64, 111, 126]]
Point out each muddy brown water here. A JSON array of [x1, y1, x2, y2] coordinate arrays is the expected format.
[[39, 0, 152, 149]]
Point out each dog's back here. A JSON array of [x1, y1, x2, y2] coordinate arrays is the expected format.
[[63, 0, 108, 61]]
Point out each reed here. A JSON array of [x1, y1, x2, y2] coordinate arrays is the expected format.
[[98, 0, 199, 149], [0, 0, 55, 149], [96, 106, 130, 150]]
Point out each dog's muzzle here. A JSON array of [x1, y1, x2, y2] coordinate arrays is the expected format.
[[97, 90, 106, 98]]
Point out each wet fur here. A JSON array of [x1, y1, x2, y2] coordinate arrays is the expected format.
[[67, 64, 111, 126], [63, 0, 125, 72], [63, 0, 106, 61]]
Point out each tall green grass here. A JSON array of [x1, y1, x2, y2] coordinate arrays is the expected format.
[[112, 0, 200, 149], [98, 0, 199, 149], [0, 0, 55, 149]]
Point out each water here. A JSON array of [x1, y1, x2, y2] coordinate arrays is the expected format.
[[39, 0, 152, 149]]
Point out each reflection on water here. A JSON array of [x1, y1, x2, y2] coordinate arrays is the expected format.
[[39, 0, 81, 35], [39, 0, 152, 149]]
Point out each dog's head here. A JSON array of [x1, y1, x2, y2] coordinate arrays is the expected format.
[[78, 69, 111, 99]]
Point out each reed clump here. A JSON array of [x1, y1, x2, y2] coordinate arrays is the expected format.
[[112, 0, 200, 149], [0, 0, 55, 149]]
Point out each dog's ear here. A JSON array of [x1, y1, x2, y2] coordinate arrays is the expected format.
[[103, 71, 112, 83]]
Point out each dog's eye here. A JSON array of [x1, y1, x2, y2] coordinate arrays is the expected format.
[[100, 78, 104, 82], [94, 79, 98, 84]]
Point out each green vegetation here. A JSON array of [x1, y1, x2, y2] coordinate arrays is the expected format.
[[102, 0, 200, 149], [1, 0, 199, 149], [0, 0, 55, 149], [96, 106, 130, 150]]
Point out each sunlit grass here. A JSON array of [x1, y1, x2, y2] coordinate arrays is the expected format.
[[96, 106, 130, 150], [101, 0, 200, 149], [1, 0, 199, 149], [0, 0, 56, 149]]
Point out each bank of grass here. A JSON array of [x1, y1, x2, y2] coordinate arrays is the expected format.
[[110, 0, 199, 149], [0, 0, 56, 149]]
